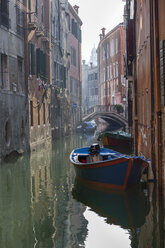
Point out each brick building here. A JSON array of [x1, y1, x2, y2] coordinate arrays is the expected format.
[[68, 3, 82, 129], [0, 0, 83, 160], [26, 0, 51, 148], [97, 24, 126, 114], [125, 0, 165, 191]]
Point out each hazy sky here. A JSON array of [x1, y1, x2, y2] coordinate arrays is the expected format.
[[69, 0, 125, 63]]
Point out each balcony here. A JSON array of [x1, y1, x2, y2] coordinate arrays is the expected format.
[[35, 26, 44, 37], [41, 28, 49, 42], [28, 13, 37, 30]]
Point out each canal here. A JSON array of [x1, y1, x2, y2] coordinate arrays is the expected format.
[[0, 133, 164, 248]]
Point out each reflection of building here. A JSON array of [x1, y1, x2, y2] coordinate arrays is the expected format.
[[29, 136, 88, 247], [68, 4, 82, 128], [0, 156, 33, 247], [30, 145, 55, 247], [97, 24, 126, 109], [0, 0, 29, 159]]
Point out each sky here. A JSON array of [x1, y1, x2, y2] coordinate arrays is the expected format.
[[69, 0, 126, 63]]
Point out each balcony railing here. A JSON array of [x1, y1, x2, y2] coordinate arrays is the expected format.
[[42, 28, 49, 42]]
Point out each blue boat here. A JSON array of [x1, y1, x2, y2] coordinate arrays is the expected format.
[[76, 121, 96, 134], [70, 144, 149, 190]]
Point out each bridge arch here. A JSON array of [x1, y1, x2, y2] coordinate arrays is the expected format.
[[82, 106, 128, 130]]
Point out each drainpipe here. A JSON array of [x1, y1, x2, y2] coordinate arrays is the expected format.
[[24, 1, 30, 152], [133, 0, 138, 155], [149, 0, 156, 176], [154, 0, 163, 190]]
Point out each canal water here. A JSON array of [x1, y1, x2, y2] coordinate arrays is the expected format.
[[0, 133, 164, 248]]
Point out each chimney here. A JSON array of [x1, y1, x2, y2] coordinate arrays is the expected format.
[[73, 5, 79, 14], [101, 28, 106, 37], [99, 34, 103, 41], [90, 62, 93, 69]]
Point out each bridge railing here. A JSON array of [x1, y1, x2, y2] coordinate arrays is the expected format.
[[86, 105, 116, 115]]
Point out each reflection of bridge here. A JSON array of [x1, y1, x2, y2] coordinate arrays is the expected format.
[[83, 105, 128, 130]]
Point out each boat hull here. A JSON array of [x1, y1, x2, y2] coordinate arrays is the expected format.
[[98, 131, 133, 150], [101, 135, 131, 147], [70, 147, 148, 190], [73, 158, 132, 190]]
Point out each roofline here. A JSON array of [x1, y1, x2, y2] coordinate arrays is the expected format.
[[97, 22, 124, 47], [68, 2, 83, 26]]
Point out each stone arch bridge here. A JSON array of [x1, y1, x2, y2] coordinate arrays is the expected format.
[[82, 105, 128, 130]]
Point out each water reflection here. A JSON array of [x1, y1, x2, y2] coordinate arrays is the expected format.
[[0, 155, 34, 248], [0, 134, 164, 248], [30, 137, 88, 248], [30, 143, 55, 247], [84, 209, 131, 248], [72, 177, 150, 229]]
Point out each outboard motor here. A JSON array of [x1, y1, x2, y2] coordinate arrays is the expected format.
[[89, 143, 100, 155]]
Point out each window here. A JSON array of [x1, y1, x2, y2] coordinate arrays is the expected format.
[[36, 48, 46, 78], [16, 5, 24, 37], [18, 57, 23, 92], [1, 0, 9, 28], [43, 102, 46, 124], [116, 38, 118, 54], [103, 68, 105, 82], [29, 43, 35, 75], [107, 66, 109, 80], [116, 62, 118, 77], [110, 39, 114, 57], [37, 104, 40, 125], [41, 4, 44, 23], [95, 73, 97, 80], [5, 120, 11, 146], [113, 63, 116, 78], [71, 47, 76, 66], [48, 104, 50, 123], [30, 101, 33, 126], [0, 54, 7, 89], [35, 0, 38, 15], [110, 65, 112, 79], [68, 15, 70, 31], [72, 18, 78, 39]]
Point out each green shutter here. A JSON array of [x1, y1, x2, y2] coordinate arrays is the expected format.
[[28, 43, 31, 75], [31, 44, 35, 75], [36, 48, 40, 77]]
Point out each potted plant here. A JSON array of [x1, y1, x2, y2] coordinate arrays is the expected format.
[[114, 104, 124, 114]]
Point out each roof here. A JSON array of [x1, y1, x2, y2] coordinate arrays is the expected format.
[[68, 2, 83, 26]]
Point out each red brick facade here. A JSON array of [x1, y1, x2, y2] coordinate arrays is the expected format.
[[97, 24, 126, 112]]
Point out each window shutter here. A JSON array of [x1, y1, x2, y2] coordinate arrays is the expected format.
[[43, 53, 46, 77], [31, 44, 35, 75], [28, 43, 31, 75], [36, 48, 40, 77], [63, 67, 66, 88], [72, 19, 74, 34]]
